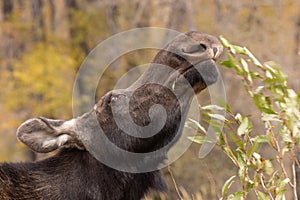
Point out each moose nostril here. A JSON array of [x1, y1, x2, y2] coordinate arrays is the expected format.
[[108, 93, 127, 105], [213, 47, 218, 56], [110, 96, 118, 104]]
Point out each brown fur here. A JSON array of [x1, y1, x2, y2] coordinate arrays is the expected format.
[[0, 31, 222, 199]]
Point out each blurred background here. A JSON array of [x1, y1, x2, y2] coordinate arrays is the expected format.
[[0, 0, 300, 199]]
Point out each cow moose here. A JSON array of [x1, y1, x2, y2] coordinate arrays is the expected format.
[[0, 31, 223, 200]]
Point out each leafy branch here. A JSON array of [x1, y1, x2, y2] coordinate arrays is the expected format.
[[188, 37, 300, 200]]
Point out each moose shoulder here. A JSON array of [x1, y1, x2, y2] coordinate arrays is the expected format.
[[0, 31, 223, 200]]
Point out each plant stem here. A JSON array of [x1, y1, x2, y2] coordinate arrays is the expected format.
[[168, 166, 183, 200], [291, 144, 299, 200], [292, 158, 298, 200], [259, 173, 275, 200]]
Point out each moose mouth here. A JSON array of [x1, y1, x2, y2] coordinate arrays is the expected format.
[[162, 58, 219, 98]]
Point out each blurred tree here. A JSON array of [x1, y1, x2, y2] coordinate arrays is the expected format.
[[2, 41, 76, 161], [4, 42, 75, 119]]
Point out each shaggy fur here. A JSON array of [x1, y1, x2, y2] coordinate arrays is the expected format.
[[0, 31, 222, 200]]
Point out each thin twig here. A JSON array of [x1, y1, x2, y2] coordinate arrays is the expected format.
[[168, 166, 183, 200], [204, 163, 219, 199], [253, 188, 260, 199], [292, 158, 298, 200], [221, 131, 239, 167], [259, 173, 275, 200], [274, 138, 295, 188], [266, 121, 294, 188]]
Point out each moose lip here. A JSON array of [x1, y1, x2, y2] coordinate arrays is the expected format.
[[183, 57, 215, 73]]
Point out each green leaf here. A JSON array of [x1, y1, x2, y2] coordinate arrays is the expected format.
[[221, 175, 236, 197], [203, 118, 223, 130], [207, 113, 226, 121], [223, 146, 238, 166], [261, 114, 281, 122], [264, 61, 287, 85], [227, 191, 246, 200], [245, 180, 254, 191], [255, 135, 270, 143], [188, 136, 213, 144], [235, 113, 243, 122], [263, 159, 274, 176], [237, 117, 249, 136], [241, 58, 249, 72], [229, 132, 243, 148], [247, 139, 259, 157], [221, 54, 240, 69], [250, 71, 263, 79], [225, 103, 233, 113], [186, 118, 206, 133], [244, 48, 263, 67], [279, 178, 290, 188], [282, 132, 293, 144], [253, 93, 276, 114], [274, 178, 289, 200], [201, 104, 225, 111], [296, 137, 300, 146], [216, 100, 232, 113], [275, 194, 286, 200], [241, 58, 253, 84], [221, 60, 235, 68], [232, 45, 247, 55], [219, 35, 231, 47], [260, 107, 277, 115], [237, 153, 246, 172], [257, 190, 270, 200]]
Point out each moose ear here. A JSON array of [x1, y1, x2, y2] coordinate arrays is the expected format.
[[17, 117, 85, 153]]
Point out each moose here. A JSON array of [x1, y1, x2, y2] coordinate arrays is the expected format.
[[0, 31, 222, 200]]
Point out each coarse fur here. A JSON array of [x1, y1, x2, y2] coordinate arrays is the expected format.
[[0, 31, 223, 200], [0, 149, 165, 200]]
